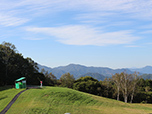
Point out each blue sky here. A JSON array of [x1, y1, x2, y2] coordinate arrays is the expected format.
[[0, 0, 152, 69]]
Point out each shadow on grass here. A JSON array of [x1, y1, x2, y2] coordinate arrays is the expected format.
[[0, 85, 13, 91], [0, 96, 8, 100]]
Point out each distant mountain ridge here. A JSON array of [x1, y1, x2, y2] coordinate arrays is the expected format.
[[38, 64, 133, 79], [130, 66, 152, 74], [38, 64, 152, 80]]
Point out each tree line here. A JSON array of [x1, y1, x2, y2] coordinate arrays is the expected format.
[[0, 42, 50, 86], [0, 42, 152, 103], [57, 72, 152, 103]]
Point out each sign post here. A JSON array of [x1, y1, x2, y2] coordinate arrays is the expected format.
[[40, 81, 42, 88]]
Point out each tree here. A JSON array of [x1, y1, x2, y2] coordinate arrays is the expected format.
[[0, 42, 17, 85], [130, 72, 140, 103], [119, 72, 132, 103], [102, 78, 110, 97], [40, 68, 57, 86], [119, 72, 140, 103], [0, 53, 5, 85], [73, 76, 101, 95], [112, 73, 121, 101], [60, 73, 75, 88], [112, 72, 140, 103], [45, 72, 57, 86], [0, 42, 44, 86], [145, 86, 151, 92], [101, 78, 115, 98]]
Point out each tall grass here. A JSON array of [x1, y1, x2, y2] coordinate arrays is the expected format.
[[3, 87, 152, 114]]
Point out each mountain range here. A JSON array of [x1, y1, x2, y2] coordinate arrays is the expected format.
[[38, 64, 152, 80], [130, 66, 152, 74]]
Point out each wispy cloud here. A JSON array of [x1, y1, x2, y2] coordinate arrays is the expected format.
[[73, 0, 152, 21], [25, 25, 140, 46], [0, 0, 152, 27], [0, 0, 151, 47], [0, 0, 59, 27], [0, 14, 29, 26], [23, 37, 46, 40], [140, 24, 152, 29]]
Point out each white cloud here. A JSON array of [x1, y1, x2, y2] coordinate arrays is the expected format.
[[63, 0, 152, 20], [0, 13, 29, 26], [25, 25, 139, 46], [0, 0, 151, 47], [0, 0, 152, 25], [0, 0, 151, 27], [23, 37, 46, 40]]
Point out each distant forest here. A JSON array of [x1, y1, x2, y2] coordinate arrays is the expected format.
[[0, 42, 152, 103]]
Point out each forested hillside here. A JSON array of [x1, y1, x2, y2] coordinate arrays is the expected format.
[[0, 42, 52, 86]]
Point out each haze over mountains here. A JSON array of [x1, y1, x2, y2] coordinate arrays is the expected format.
[[38, 64, 152, 80], [130, 66, 152, 74]]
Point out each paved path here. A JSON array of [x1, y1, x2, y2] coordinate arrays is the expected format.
[[0, 89, 27, 114]]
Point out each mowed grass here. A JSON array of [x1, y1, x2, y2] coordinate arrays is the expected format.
[[3, 87, 152, 114], [0, 86, 24, 112]]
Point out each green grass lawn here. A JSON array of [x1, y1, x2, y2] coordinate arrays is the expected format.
[[1, 86, 152, 114], [0, 86, 24, 112]]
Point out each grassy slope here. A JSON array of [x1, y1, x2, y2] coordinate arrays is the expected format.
[[0, 86, 24, 112], [3, 87, 152, 114]]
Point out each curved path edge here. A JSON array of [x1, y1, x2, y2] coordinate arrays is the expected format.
[[0, 89, 28, 114]]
